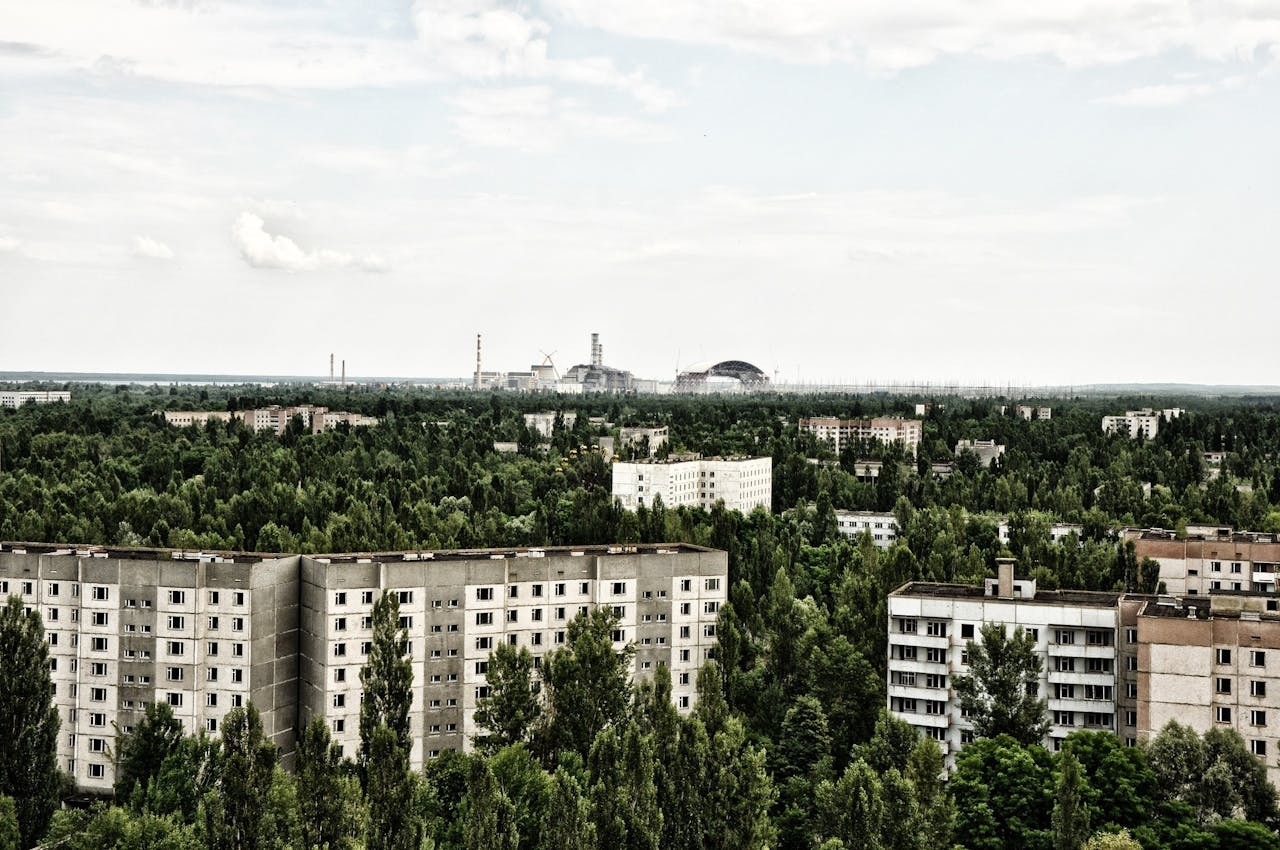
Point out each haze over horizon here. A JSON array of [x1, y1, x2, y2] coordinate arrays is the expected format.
[[2, 1, 1278, 386]]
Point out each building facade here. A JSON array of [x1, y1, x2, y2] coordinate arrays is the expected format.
[[0, 390, 71, 408], [1, 540, 726, 791], [1015, 405, 1052, 421], [523, 411, 577, 439], [1129, 527, 1280, 596], [799, 417, 923, 456], [955, 439, 1006, 468], [163, 407, 377, 435], [611, 456, 772, 513], [835, 511, 899, 547], [887, 561, 1136, 767], [619, 426, 669, 457], [1102, 408, 1184, 440]]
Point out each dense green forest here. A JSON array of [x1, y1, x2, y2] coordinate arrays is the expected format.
[[5, 384, 1280, 849]]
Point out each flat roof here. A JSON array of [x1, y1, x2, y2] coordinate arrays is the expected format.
[[891, 580, 1122, 607], [2, 541, 718, 565]]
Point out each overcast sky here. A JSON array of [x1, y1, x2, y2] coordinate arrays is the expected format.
[[2, 1, 1279, 386]]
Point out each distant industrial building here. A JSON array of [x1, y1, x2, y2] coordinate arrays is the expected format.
[[1102, 408, 1183, 439], [955, 439, 1006, 468], [619, 426, 669, 457], [674, 361, 769, 393], [799, 417, 923, 456], [0, 390, 71, 407], [612, 456, 772, 513], [835, 511, 899, 547]]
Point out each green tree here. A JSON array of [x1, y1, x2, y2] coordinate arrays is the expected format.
[[950, 735, 1054, 850], [39, 803, 202, 850], [296, 717, 364, 850], [203, 704, 278, 850], [954, 622, 1049, 745], [366, 725, 425, 850], [140, 733, 220, 823], [115, 702, 185, 805], [0, 596, 60, 848], [0, 795, 18, 850], [1081, 831, 1142, 850], [775, 695, 832, 781], [465, 760, 519, 850], [588, 723, 661, 850], [474, 643, 541, 754], [816, 759, 883, 850], [360, 590, 413, 768], [538, 766, 595, 850], [1052, 748, 1090, 850], [540, 607, 635, 760], [489, 745, 551, 850]]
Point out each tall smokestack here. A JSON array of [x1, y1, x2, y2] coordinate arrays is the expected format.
[[475, 334, 483, 390], [330, 353, 334, 382], [591, 333, 602, 368], [341, 359, 346, 387]]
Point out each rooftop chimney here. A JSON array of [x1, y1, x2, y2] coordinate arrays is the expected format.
[[996, 557, 1015, 599]]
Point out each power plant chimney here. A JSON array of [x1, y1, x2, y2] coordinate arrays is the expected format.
[[591, 332, 602, 368], [475, 334, 483, 390], [329, 353, 334, 382], [341, 359, 346, 387]]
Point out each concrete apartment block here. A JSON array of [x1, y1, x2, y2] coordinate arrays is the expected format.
[[299, 544, 726, 770]]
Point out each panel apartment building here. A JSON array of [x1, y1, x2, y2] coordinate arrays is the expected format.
[[1101, 408, 1183, 440], [611, 456, 772, 513], [0, 541, 726, 793], [799, 417, 923, 456], [1129, 526, 1280, 595], [887, 560, 1140, 767]]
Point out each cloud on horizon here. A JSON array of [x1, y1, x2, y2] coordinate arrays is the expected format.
[[230, 212, 388, 274]]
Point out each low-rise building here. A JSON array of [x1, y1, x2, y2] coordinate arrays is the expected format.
[[887, 559, 1136, 767], [835, 511, 899, 547], [1016, 405, 1052, 421], [1102, 408, 1183, 440], [996, 517, 1084, 547], [799, 417, 923, 456], [611, 456, 772, 513], [0, 390, 71, 407], [955, 439, 1005, 468], [163, 411, 233, 427], [619, 426, 669, 457], [165, 406, 377, 435], [523, 411, 577, 439]]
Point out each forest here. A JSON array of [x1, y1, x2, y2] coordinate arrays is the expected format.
[[4, 383, 1280, 849]]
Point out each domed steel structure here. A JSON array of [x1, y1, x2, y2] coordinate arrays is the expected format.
[[675, 360, 770, 392]]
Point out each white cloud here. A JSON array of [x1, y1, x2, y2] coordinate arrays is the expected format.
[[545, 0, 1280, 72], [132, 235, 173, 259], [1096, 73, 1249, 106], [447, 86, 670, 151], [230, 212, 387, 273]]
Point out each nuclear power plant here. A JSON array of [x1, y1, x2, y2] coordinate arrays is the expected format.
[[470, 332, 644, 393]]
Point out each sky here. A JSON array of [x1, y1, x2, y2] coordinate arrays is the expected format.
[[2, 0, 1279, 386]]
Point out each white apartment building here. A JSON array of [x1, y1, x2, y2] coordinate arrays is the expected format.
[[1129, 527, 1280, 596], [0, 390, 71, 408], [619, 426, 669, 457], [887, 560, 1136, 767], [2, 540, 726, 790], [1016, 405, 1052, 421], [523, 411, 577, 439], [300, 544, 726, 767], [163, 406, 377, 435], [955, 439, 1006, 468], [996, 517, 1084, 546], [799, 417, 923, 456], [835, 511, 899, 547], [611, 456, 772, 513], [1102, 408, 1184, 440], [163, 411, 233, 427]]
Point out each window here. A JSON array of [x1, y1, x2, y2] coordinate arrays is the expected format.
[[362, 616, 373, 629], [89, 763, 105, 779], [92, 611, 109, 627], [209, 591, 220, 605], [1252, 710, 1267, 726], [926, 621, 947, 637], [1055, 657, 1077, 672], [1252, 651, 1267, 667], [506, 610, 518, 623], [1086, 630, 1112, 646], [167, 692, 183, 707], [925, 673, 947, 688], [532, 608, 543, 622], [90, 687, 106, 702], [361, 591, 374, 605], [1084, 713, 1113, 728], [476, 636, 493, 651], [208, 641, 219, 656], [89, 737, 106, 754], [476, 661, 489, 675], [1216, 678, 1233, 694], [207, 693, 218, 707], [166, 641, 184, 656], [1127, 683, 1138, 699], [1054, 711, 1076, 726], [91, 637, 108, 652], [166, 667, 183, 682], [231, 694, 243, 707], [925, 647, 945, 663], [1087, 658, 1113, 674], [1252, 740, 1268, 757], [91, 586, 108, 601], [90, 662, 106, 676], [1252, 681, 1267, 698], [209, 616, 220, 630], [89, 712, 106, 727], [335, 592, 347, 605], [1217, 706, 1233, 723], [1084, 685, 1113, 701], [477, 587, 494, 601], [232, 617, 245, 632], [398, 591, 413, 605], [334, 617, 347, 631], [362, 642, 372, 655], [168, 590, 186, 605], [334, 643, 347, 657], [48, 583, 59, 597], [680, 580, 692, 592], [612, 582, 627, 596], [532, 584, 543, 597], [334, 719, 345, 733], [206, 719, 218, 733], [166, 616, 185, 630], [476, 612, 493, 626], [333, 694, 346, 708], [47, 608, 58, 622], [508, 585, 519, 599], [898, 618, 918, 634], [1127, 628, 1138, 643], [207, 669, 218, 682], [335, 668, 346, 682], [399, 616, 413, 629], [231, 669, 243, 684], [1055, 684, 1076, 699]]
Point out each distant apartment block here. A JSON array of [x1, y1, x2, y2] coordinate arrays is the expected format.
[[611, 456, 772, 513], [619, 426, 669, 457], [955, 439, 1006, 468], [835, 511, 899, 547], [887, 559, 1136, 767], [164, 406, 377, 435], [1016, 405, 1052, 421], [799, 417, 923, 456], [1102, 408, 1184, 440], [997, 517, 1083, 546], [523, 411, 577, 439], [1128, 527, 1280, 596], [0, 390, 71, 408], [1, 541, 727, 790]]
